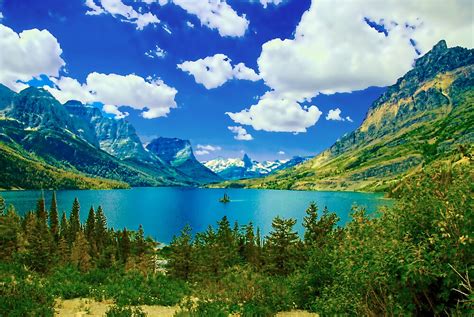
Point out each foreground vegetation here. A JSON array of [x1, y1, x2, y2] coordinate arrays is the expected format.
[[0, 162, 472, 316]]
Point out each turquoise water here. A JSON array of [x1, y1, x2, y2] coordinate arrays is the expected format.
[[0, 187, 391, 243]]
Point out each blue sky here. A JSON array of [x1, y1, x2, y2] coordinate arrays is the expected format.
[[0, 0, 472, 161]]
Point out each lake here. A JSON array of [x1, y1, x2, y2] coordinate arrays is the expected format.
[[0, 187, 391, 243]]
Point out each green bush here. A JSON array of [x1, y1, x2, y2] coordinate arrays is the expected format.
[[105, 305, 147, 317]]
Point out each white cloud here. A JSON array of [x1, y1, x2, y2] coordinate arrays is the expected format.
[[0, 12, 4, 20], [232, 63, 261, 81], [326, 108, 344, 121], [257, 0, 473, 101], [228, 126, 253, 141], [170, 0, 249, 37], [229, 0, 473, 134], [45, 73, 177, 119], [145, 45, 166, 58], [85, 0, 160, 30], [178, 54, 260, 89], [278, 150, 285, 155], [103, 104, 129, 119], [0, 24, 65, 91], [186, 21, 194, 28], [195, 144, 222, 155], [162, 24, 172, 34], [197, 144, 222, 151], [226, 91, 322, 133], [326, 108, 354, 122], [260, 0, 283, 9]]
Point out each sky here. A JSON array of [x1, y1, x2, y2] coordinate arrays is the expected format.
[[0, 0, 472, 161]]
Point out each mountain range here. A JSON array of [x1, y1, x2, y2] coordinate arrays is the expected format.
[[214, 41, 473, 192], [0, 86, 220, 189], [204, 154, 310, 180]]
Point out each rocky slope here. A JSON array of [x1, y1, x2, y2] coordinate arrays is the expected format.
[[221, 41, 473, 191], [0, 86, 199, 189], [146, 137, 221, 184], [204, 154, 310, 180]]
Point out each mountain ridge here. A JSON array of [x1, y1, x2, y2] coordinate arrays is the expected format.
[[215, 41, 474, 191]]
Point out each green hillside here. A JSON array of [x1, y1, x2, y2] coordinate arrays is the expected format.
[[216, 41, 474, 192]]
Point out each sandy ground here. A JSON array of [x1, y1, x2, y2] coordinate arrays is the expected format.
[[55, 299, 318, 316]]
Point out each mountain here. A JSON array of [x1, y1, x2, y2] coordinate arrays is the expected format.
[[204, 154, 310, 180], [219, 41, 473, 191], [146, 137, 221, 184], [0, 86, 199, 189]]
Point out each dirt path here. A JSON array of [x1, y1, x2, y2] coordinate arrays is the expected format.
[[55, 299, 318, 316]]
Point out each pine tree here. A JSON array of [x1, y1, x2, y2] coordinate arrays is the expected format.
[[29, 199, 53, 272], [95, 206, 107, 254], [49, 192, 59, 242], [134, 224, 147, 257], [264, 216, 300, 276], [168, 224, 194, 280], [69, 198, 81, 244], [60, 211, 68, 240], [216, 216, 239, 268], [0, 204, 21, 259], [36, 196, 47, 226], [70, 230, 91, 272], [0, 195, 5, 215], [57, 236, 70, 266], [85, 207, 95, 240], [119, 228, 131, 263], [303, 203, 339, 249], [243, 222, 260, 267]]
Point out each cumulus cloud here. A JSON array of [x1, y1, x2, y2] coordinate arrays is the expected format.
[[260, 0, 283, 9], [0, 24, 65, 91], [228, 126, 253, 141], [195, 144, 222, 155], [178, 54, 260, 89], [45, 73, 177, 119], [257, 0, 473, 101], [145, 45, 166, 58], [103, 104, 129, 119], [170, 0, 249, 37], [229, 0, 472, 134], [85, 0, 160, 30], [0, 12, 4, 20], [326, 108, 354, 122], [326, 108, 344, 121], [226, 92, 322, 133], [186, 21, 194, 28], [278, 150, 285, 155]]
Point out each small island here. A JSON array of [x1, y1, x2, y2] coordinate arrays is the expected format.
[[219, 193, 231, 203]]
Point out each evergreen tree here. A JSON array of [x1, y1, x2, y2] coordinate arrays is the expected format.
[[49, 192, 59, 242], [134, 224, 147, 257], [303, 203, 339, 249], [0, 204, 21, 259], [57, 236, 70, 266], [243, 222, 260, 267], [216, 216, 239, 268], [69, 198, 81, 244], [168, 224, 194, 280], [0, 195, 5, 215], [119, 228, 131, 263], [85, 206, 95, 241], [264, 216, 300, 276], [95, 206, 107, 254], [60, 212, 68, 240], [70, 230, 91, 272], [29, 198, 53, 272], [36, 196, 47, 226]]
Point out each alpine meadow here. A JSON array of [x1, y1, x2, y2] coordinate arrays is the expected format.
[[0, 1, 472, 316]]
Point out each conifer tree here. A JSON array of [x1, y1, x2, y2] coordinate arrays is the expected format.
[[57, 235, 70, 266], [49, 192, 59, 242], [0, 195, 5, 215], [60, 212, 68, 240], [0, 204, 20, 259], [69, 198, 81, 243], [119, 228, 131, 263], [95, 206, 107, 254], [243, 222, 259, 267], [29, 198, 53, 272], [303, 203, 339, 249], [168, 224, 194, 280], [134, 224, 147, 257], [70, 230, 91, 272], [36, 196, 47, 226], [216, 216, 239, 268], [85, 206, 95, 241], [264, 216, 300, 276]]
